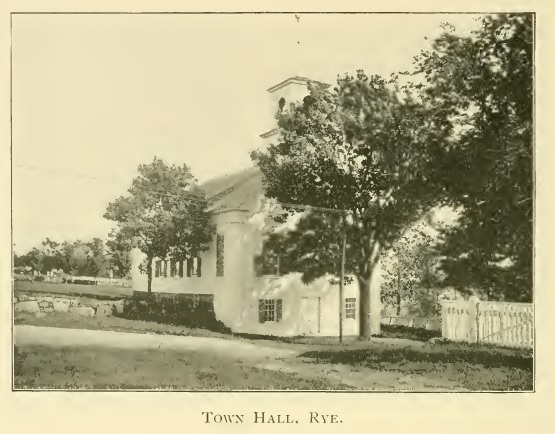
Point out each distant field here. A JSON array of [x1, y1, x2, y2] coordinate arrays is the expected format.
[[14, 281, 133, 299]]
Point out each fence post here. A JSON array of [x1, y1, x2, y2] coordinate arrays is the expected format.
[[467, 296, 479, 344], [475, 301, 481, 343]]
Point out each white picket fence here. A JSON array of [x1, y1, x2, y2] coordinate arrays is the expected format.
[[441, 299, 534, 348]]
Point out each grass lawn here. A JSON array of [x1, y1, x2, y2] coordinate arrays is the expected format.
[[14, 343, 349, 390], [298, 341, 533, 391], [14, 280, 132, 299]]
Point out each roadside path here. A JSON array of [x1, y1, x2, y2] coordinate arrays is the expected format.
[[14, 325, 465, 391], [15, 325, 300, 360]]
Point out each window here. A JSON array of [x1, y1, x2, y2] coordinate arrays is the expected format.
[[170, 260, 176, 277], [254, 254, 280, 277], [163, 260, 168, 278], [258, 299, 283, 323], [178, 260, 184, 278], [345, 298, 356, 319], [186, 257, 202, 277], [216, 234, 224, 277], [155, 260, 161, 278]]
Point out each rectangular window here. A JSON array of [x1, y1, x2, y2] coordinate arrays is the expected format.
[[253, 254, 280, 277], [258, 299, 283, 323], [216, 234, 224, 277], [178, 260, 184, 278], [163, 260, 168, 278], [186, 257, 202, 277], [345, 298, 356, 319], [155, 260, 161, 278], [170, 260, 176, 277]]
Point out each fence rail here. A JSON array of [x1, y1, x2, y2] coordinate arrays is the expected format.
[[441, 299, 533, 348]]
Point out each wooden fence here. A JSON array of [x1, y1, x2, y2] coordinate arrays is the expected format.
[[441, 299, 534, 348]]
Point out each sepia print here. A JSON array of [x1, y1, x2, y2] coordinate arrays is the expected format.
[[11, 11, 534, 392]]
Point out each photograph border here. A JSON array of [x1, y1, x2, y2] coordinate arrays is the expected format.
[[10, 10, 537, 394]]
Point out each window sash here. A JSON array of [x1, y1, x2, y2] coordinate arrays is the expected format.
[[264, 300, 275, 322], [258, 299, 282, 322], [345, 297, 356, 319]]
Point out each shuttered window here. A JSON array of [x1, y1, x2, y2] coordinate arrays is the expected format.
[[155, 260, 161, 278], [163, 260, 168, 278], [253, 254, 281, 276], [178, 260, 184, 278], [186, 257, 202, 277], [170, 260, 176, 277], [345, 298, 356, 319], [258, 299, 282, 323]]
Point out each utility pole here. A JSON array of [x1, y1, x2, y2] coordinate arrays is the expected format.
[[339, 227, 346, 344]]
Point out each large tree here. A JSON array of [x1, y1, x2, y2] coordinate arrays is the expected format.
[[411, 14, 533, 301], [251, 72, 447, 338], [104, 157, 215, 293]]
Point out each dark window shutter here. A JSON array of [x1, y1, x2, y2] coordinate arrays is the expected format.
[[178, 260, 183, 278], [197, 257, 202, 277], [216, 234, 224, 277], [155, 260, 160, 278], [258, 299, 265, 323], [186, 258, 193, 277], [163, 260, 167, 278], [276, 299, 283, 322], [254, 255, 263, 277]]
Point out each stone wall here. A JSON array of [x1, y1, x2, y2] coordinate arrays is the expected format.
[[14, 291, 126, 318]]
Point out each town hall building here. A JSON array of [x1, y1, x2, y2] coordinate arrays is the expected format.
[[131, 77, 366, 337]]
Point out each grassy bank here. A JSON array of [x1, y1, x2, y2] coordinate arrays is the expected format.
[[14, 280, 133, 299]]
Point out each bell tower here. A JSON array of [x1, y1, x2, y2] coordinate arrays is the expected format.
[[259, 76, 330, 148]]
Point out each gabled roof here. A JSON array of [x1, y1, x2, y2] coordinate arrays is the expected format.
[[199, 167, 263, 214], [266, 76, 331, 93]]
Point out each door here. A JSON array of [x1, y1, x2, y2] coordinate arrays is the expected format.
[[300, 296, 321, 335]]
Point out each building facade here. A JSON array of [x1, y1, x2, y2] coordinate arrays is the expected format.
[[131, 77, 368, 337]]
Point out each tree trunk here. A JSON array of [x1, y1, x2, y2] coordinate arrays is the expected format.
[[146, 254, 153, 293], [358, 273, 382, 340], [358, 277, 371, 339]]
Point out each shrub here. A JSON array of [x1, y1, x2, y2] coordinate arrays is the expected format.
[[119, 298, 229, 333]]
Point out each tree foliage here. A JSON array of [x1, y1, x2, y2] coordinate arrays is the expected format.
[[14, 238, 113, 278], [411, 14, 533, 301], [251, 72, 447, 338], [104, 157, 215, 292], [380, 225, 442, 316]]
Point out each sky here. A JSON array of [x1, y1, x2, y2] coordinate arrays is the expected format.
[[12, 13, 482, 255]]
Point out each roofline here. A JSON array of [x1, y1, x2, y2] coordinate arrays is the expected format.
[[266, 76, 331, 93]]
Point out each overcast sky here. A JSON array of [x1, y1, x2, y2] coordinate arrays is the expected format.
[[12, 13, 482, 254]]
